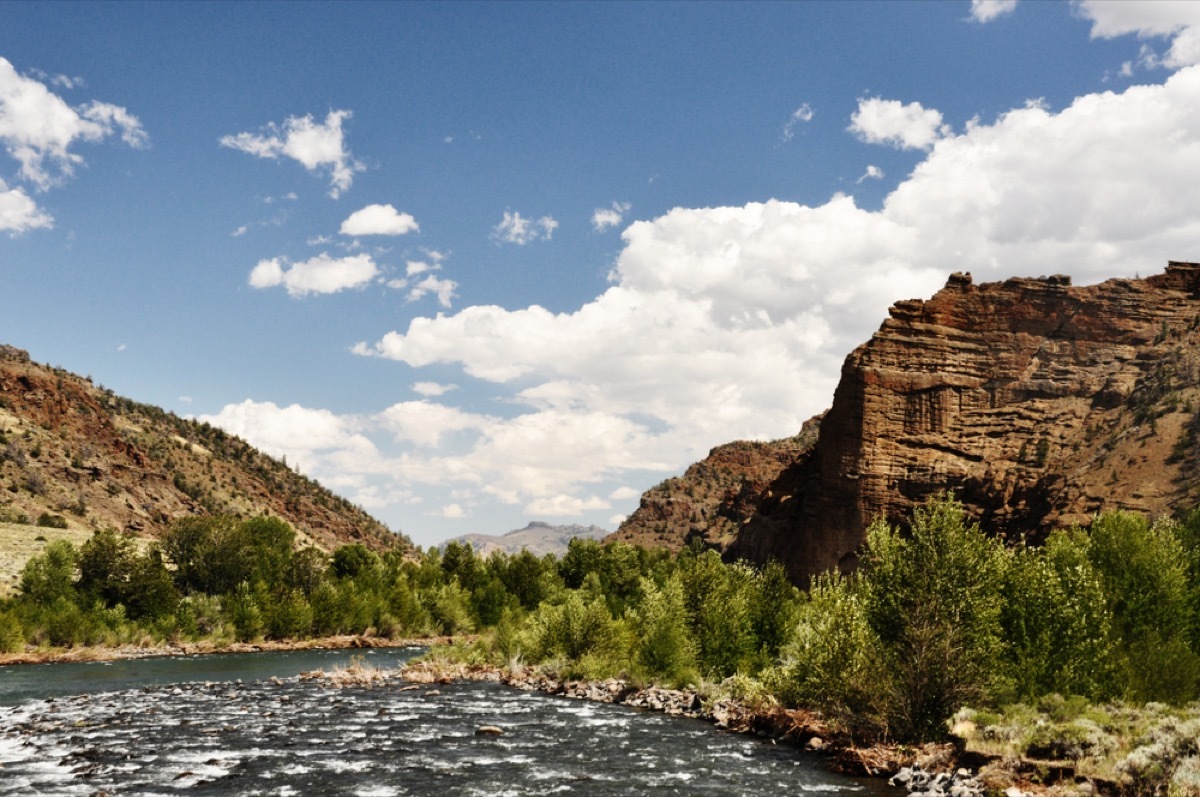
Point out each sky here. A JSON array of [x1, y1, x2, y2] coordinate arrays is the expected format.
[[4, 1, 1200, 549]]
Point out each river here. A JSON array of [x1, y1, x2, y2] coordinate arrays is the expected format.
[[0, 648, 900, 796]]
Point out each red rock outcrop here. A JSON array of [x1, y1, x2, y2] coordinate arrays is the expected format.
[[623, 262, 1200, 583]]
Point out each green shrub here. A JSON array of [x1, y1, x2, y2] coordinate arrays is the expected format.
[[778, 571, 888, 738], [36, 513, 67, 529]]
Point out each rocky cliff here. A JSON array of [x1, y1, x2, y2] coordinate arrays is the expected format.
[[609, 416, 822, 553], [621, 262, 1200, 583], [0, 345, 409, 554]]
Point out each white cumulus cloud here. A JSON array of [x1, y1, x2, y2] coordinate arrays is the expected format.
[[340, 203, 419, 236], [970, 0, 1018, 24], [493, 210, 558, 244], [1077, 0, 1200, 68], [0, 178, 52, 234], [0, 57, 147, 193], [220, 110, 364, 198], [248, 252, 379, 297], [849, 97, 950, 150], [525, 494, 610, 517]]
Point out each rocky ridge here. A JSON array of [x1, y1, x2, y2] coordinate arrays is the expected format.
[[0, 345, 408, 555], [619, 262, 1200, 583], [609, 415, 822, 553], [445, 521, 609, 557]]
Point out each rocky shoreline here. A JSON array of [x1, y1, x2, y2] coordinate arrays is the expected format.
[[384, 660, 1120, 797], [394, 660, 953, 780]]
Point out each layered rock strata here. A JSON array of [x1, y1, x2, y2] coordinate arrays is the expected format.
[[624, 262, 1200, 583], [733, 261, 1200, 580]]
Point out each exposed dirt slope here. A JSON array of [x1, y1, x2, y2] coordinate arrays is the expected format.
[[0, 345, 409, 556]]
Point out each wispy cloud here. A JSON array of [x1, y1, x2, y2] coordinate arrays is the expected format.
[[856, 164, 885, 184], [592, 201, 631, 232], [780, 103, 814, 142], [492, 210, 558, 244], [220, 110, 364, 198]]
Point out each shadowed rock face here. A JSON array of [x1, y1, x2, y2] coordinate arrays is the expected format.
[[624, 262, 1200, 584]]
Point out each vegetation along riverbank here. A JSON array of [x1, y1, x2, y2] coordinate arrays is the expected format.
[[5, 497, 1200, 795]]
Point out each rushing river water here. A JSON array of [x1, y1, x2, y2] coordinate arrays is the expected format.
[[0, 648, 900, 796]]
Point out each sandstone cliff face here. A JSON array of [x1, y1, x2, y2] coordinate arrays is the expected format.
[[625, 262, 1200, 583], [0, 345, 408, 554]]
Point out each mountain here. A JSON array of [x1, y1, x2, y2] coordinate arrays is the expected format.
[[616, 261, 1200, 584], [446, 522, 609, 557], [0, 345, 409, 554], [608, 415, 822, 553]]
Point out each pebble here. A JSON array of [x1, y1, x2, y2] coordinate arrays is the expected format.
[[889, 766, 985, 797]]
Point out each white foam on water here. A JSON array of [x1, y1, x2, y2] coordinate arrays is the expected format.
[[354, 786, 401, 797], [801, 783, 865, 792], [322, 757, 373, 773]]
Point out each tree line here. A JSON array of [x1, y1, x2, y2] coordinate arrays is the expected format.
[[4, 496, 1200, 744]]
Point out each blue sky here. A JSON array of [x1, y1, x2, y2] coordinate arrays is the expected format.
[[3, 1, 1200, 548]]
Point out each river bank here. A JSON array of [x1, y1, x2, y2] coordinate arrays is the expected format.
[[389, 659, 955, 779], [373, 659, 1121, 797], [0, 633, 455, 666]]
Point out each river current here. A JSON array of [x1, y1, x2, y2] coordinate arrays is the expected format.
[[0, 648, 899, 796]]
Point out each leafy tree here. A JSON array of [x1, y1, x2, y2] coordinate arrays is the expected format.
[[679, 551, 756, 678], [750, 559, 800, 661], [288, 547, 328, 596], [629, 574, 696, 686], [1087, 512, 1200, 702], [264, 589, 313, 640], [226, 581, 263, 642], [161, 516, 239, 595], [441, 541, 481, 591], [125, 546, 180, 621], [471, 576, 513, 627], [237, 515, 295, 588], [330, 543, 380, 582], [501, 550, 557, 611], [779, 571, 888, 738], [525, 590, 621, 664], [20, 540, 78, 606], [427, 581, 475, 635], [77, 527, 137, 606], [860, 494, 1009, 741], [1001, 529, 1114, 701], [559, 538, 603, 589]]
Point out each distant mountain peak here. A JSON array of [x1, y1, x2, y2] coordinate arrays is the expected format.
[[446, 522, 609, 557]]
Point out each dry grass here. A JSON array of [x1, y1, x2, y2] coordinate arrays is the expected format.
[[0, 522, 97, 597]]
